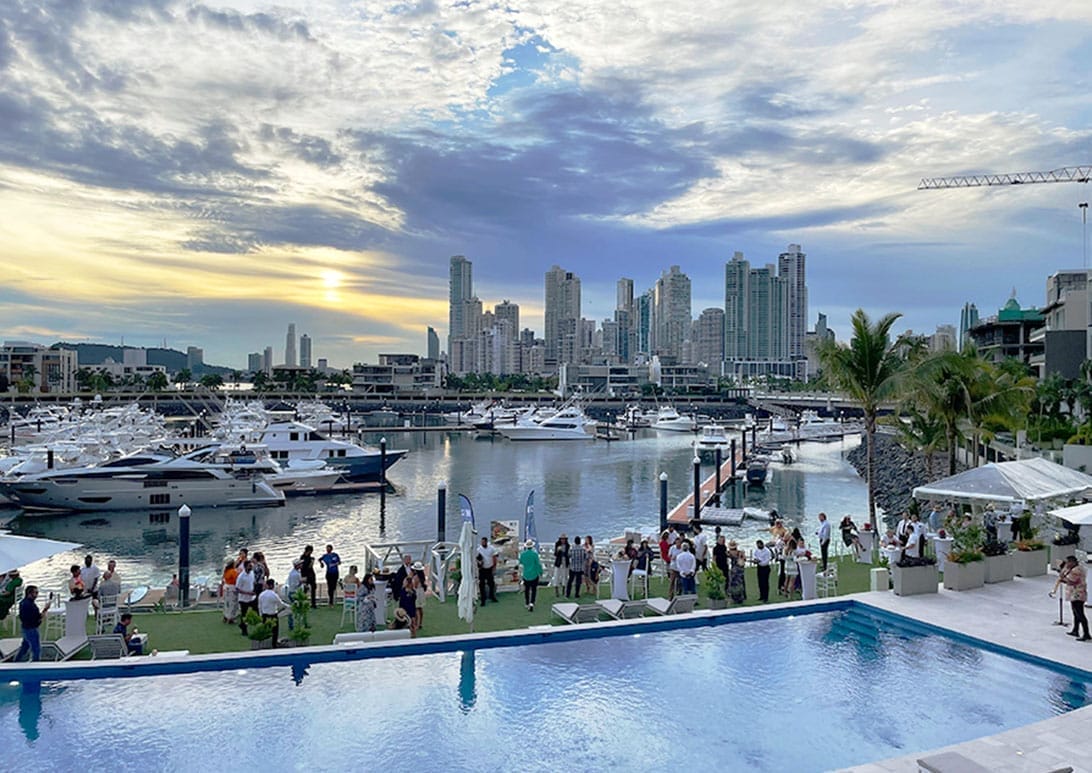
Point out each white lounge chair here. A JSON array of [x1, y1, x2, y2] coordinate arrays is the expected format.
[[0, 637, 22, 662], [597, 599, 648, 620], [551, 602, 604, 624], [88, 634, 135, 660], [646, 594, 698, 616], [41, 634, 88, 661]]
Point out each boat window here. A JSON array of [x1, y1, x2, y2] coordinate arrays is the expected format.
[[149, 493, 171, 505], [308, 432, 325, 441], [290, 432, 299, 441], [143, 480, 169, 488]]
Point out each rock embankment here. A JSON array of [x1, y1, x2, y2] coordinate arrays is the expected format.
[[846, 433, 962, 524]]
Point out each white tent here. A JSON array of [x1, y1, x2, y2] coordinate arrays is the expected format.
[[912, 457, 1092, 506], [1047, 503, 1092, 526], [0, 532, 82, 573]]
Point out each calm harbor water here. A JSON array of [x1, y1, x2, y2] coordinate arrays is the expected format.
[[1, 430, 867, 590]]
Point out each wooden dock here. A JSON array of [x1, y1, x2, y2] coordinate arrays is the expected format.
[[667, 449, 744, 526]]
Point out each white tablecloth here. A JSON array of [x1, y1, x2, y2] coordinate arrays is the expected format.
[[610, 560, 630, 601], [798, 560, 818, 600], [933, 537, 953, 572], [857, 531, 875, 563], [374, 580, 388, 629]]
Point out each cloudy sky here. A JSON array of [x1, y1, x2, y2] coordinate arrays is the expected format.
[[1, 1, 1090, 368]]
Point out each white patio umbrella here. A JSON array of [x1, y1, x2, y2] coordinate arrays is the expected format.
[[0, 532, 82, 573], [457, 520, 476, 631]]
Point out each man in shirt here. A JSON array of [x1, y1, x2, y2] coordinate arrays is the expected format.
[[319, 544, 341, 607], [80, 554, 102, 599], [286, 559, 303, 596], [258, 579, 288, 647], [816, 513, 832, 571], [235, 560, 257, 636], [113, 613, 142, 655], [99, 559, 121, 601], [15, 585, 51, 662], [675, 543, 697, 595], [476, 536, 498, 605], [392, 554, 413, 603], [668, 537, 683, 598], [692, 525, 709, 571], [752, 539, 773, 603], [566, 537, 586, 599]]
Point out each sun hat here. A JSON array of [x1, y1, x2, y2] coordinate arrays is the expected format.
[[411, 561, 424, 571], [524, 540, 536, 549], [728, 540, 737, 547], [292, 559, 302, 567], [394, 608, 410, 622]]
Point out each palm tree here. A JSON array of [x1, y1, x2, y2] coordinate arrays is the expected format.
[[818, 309, 906, 535], [147, 371, 168, 391]]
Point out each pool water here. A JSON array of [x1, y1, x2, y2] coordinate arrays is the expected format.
[[2, 606, 1089, 771]]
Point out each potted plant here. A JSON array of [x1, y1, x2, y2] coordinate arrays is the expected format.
[[244, 608, 274, 650], [1051, 530, 1080, 567], [982, 540, 1014, 583], [891, 554, 938, 596], [943, 519, 986, 591], [285, 588, 312, 647], [702, 565, 728, 609], [1012, 521, 1048, 577]]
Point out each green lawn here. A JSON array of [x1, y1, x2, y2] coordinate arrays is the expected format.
[[70, 555, 875, 655]]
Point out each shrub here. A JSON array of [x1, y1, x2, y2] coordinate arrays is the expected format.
[[895, 554, 936, 568], [243, 609, 274, 642], [946, 515, 985, 564], [702, 565, 726, 600], [981, 540, 1008, 557]]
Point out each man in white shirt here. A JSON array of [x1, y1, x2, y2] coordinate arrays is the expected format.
[[80, 555, 102, 598], [476, 537, 498, 605], [752, 540, 773, 602], [257, 579, 287, 647], [896, 513, 912, 543], [816, 513, 832, 571], [286, 560, 303, 596], [235, 560, 257, 635], [675, 543, 697, 595], [692, 525, 709, 571], [668, 538, 683, 598]]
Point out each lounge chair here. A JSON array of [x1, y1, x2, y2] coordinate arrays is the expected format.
[[596, 599, 648, 620], [88, 634, 135, 660], [646, 594, 698, 616], [40, 634, 88, 662], [550, 602, 604, 624], [0, 637, 22, 662]]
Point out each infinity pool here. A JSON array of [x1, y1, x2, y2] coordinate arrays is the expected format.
[[2, 606, 1089, 771]]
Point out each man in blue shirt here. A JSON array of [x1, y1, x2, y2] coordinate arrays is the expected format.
[[319, 544, 341, 606], [113, 613, 142, 655], [16, 585, 52, 662]]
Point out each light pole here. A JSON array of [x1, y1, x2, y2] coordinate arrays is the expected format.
[[1081, 202, 1089, 269]]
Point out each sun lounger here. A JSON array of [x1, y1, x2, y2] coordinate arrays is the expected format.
[[550, 602, 604, 624], [646, 594, 698, 616], [332, 630, 412, 646], [88, 634, 135, 660], [41, 634, 88, 662], [596, 599, 648, 620], [0, 637, 22, 662]]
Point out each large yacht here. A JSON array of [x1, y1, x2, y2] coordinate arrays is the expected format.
[[695, 423, 731, 454], [0, 448, 286, 513], [652, 406, 697, 432], [496, 404, 596, 441]]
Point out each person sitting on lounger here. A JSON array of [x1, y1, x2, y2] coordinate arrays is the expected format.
[[114, 613, 143, 655], [0, 569, 23, 620]]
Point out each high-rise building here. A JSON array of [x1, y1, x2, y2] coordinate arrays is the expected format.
[[262, 346, 274, 374], [614, 278, 635, 364], [451, 297, 483, 375], [247, 352, 262, 373], [186, 346, 204, 371], [694, 307, 725, 367], [285, 323, 297, 367], [748, 264, 789, 360], [653, 265, 691, 361], [778, 244, 808, 359], [426, 327, 440, 360], [930, 325, 957, 352], [299, 334, 312, 368], [448, 255, 473, 356], [959, 302, 980, 352], [494, 300, 519, 333], [635, 289, 653, 356], [544, 265, 581, 369], [724, 252, 750, 359]]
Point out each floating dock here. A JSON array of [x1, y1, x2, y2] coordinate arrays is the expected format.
[[667, 450, 744, 526]]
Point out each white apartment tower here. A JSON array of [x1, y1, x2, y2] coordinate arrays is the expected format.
[[544, 266, 581, 370], [777, 244, 808, 359], [285, 323, 297, 367], [299, 334, 312, 368], [448, 255, 473, 357]]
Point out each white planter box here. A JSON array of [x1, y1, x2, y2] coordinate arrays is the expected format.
[[891, 564, 939, 596], [984, 553, 1014, 583], [1012, 548, 1048, 577], [943, 560, 985, 591]]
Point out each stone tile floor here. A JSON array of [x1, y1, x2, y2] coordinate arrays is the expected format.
[[840, 572, 1091, 772]]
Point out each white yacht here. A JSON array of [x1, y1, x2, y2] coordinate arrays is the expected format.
[[652, 406, 697, 432], [695, 423, 731, 453], [497, 404, 596, 441], [0, 448, 286, 513]]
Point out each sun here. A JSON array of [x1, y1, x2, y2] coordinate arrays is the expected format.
[[320, 269, 342, 289]]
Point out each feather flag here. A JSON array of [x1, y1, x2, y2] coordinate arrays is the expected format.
[[524, 490, 539, 549], [458, 493, 475, 528]]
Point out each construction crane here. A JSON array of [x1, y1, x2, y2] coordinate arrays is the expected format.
[[918, 166, 1091, 189]]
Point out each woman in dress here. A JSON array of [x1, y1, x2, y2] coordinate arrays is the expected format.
[[355, 574, 377, 633], [551, 535, 570, 598], [251, 551, 268, 591], [840, 516, 862, 558], [412, 562, 427, 631], [399, 576, 418, 637], [583, 536, 599, 594], [221, 559, 239, 624], [727, 540, 747, 604], [783, 539, 800, 597], [299, 545, 318, 609]]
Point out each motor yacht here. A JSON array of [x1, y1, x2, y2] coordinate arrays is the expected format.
[[651, 406, 697, 432], [695, 423, 731, 454], [496, 404, 595, 441]]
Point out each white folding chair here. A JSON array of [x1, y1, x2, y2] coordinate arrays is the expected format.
[[629, 568, 650, 599], [96, 592, 120, 634]]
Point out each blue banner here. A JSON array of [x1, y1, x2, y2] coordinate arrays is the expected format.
[[459, 493, 475, 528], [524, 490, 538, 549]]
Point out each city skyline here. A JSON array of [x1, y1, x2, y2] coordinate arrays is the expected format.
[[0, 3, 1090, 367]]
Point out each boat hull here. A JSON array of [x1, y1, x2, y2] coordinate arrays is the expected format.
[[1, 477, 285, 513], [498, 427, 594, 441], [324, 449, 407, 481]]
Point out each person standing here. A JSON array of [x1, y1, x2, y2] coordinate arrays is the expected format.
[[319, 544, 341, 606], [567, 536, 586, 599], [583, 536, 599, 595], [712, 535, 729, 578], [726, 540, 746, 603], [80, 555, 102, 600], [355, 574, 377, 633], [675, 543, 697, 595], [235, 560, 257, 636], [221, 559, 239, 624], [519, 540, 543, 612], [816, 513, 832, 571], [1055, 556, 1090, 641], [692, 525, 709, 572], [299, 545, 318, 609], [0, 569, 23, 620], [550, 535, 570, 598], [752, 539, 773, 602], [286, 559, 303, 596], [392, 554, 413, 604], [476, 536, 498, 605], [257, 579, 287, 647], [15, 586, 52, 662]]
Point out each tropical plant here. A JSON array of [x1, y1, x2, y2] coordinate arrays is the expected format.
[[981, 540, 1008, 557], [199, 373, 224, 390], [174, 368, 192, 387], [288, 588, 311, 644], [147, 371, 168, 391], [702, 565, 726, 601], [946, 516, 985, 564], [243, 608, 274, 642], [817, 309, 907, 536]]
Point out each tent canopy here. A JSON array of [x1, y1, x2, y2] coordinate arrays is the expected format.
[[912, 457, 1092, 506], [1047, 503, 1092, 526], [0, 532, 82, 573]]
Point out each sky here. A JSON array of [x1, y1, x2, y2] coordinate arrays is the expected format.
[[0, 1, 1090, 369]]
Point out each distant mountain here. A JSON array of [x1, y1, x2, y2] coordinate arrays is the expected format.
[[51, 342, 235, 376]]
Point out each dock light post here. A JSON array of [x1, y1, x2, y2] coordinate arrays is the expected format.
[[714, 447, 722, 506], [692, 455, 702, 523], [741, 429, 747, 463], [178, 504, 191, 608], [437, 483, 447, 544], [659, 473, 668, 535], [379, 437, 387, 533]]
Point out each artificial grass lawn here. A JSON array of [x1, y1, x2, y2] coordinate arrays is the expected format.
[[90, 555, 874, 655]]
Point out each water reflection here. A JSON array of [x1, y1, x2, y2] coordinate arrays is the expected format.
[[291, 662, 310, 686], [458, 651, 476, 713]]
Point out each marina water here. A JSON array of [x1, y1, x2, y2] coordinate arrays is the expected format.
[[1, 431, 868, 589]]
